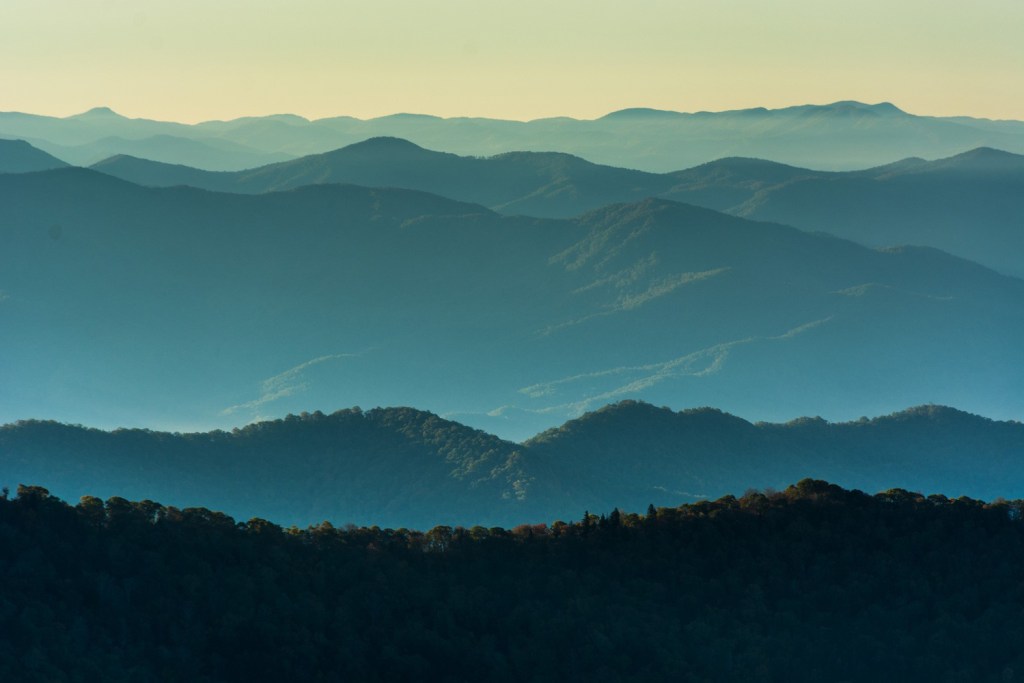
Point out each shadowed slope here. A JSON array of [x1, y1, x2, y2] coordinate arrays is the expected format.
[[93, 136, 672, 217], [0, 138, 68, 172]]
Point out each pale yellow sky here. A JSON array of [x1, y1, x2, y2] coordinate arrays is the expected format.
[[1, 0, 1022, 122]]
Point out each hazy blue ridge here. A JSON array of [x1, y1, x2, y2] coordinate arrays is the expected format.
[[4, 100, 1024, 172], [2, 169, 1021, 443], [87, 138, 1024, 276], [0, 138, 69, 172]]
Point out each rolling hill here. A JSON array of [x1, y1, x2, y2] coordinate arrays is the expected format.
[[2, 402, 1022, 528]]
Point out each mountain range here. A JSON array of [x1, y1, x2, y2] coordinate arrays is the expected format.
[[3, 402, 1022, 528], [4, 100, 1024, 172], [87, 138, 1024, 277], [2, 165, 1022, 439], [2, 81, 1021, 682]]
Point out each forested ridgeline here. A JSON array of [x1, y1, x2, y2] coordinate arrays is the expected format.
[[3, 480, 1024, 682], [4, 403, 1024, 529]]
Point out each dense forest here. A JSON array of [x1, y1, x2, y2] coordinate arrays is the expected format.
[[3, 479, 1024, 681]]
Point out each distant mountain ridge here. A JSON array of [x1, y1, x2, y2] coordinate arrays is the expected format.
[[4, 100, 1024, 171], [2, 401, 1022, 528]]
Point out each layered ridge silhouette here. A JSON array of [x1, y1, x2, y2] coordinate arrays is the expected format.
[[3, 168, 1021, 440]]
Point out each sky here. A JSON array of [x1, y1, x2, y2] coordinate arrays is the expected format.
[[1, 0, 1022, 122]]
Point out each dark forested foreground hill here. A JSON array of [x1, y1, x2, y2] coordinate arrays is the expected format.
[[2, 402, 1023, 528], [3, 169, 1023, 439], [4, 479, 1024, 682]]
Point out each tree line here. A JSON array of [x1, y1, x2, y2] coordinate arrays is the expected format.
[[2, 479, 1024, 681]]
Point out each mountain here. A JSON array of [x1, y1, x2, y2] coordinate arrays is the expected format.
[[2, 170, 1022, 440], [34, 134, 292, 170], [90, 141, 1024, 275], [0, 407, 530, 528], [2, 402, 1023, 528], [66, 106, 124, 121], [525, 402, 1024, 515], [5, 100, 1024, 172], [729, 147, 1024, 277], [659, 156, 819, 210], [0, 107, 292, 168], [92, 137, 672, 217], [0, 138, 68, 172], [89, 153, 231, 187]]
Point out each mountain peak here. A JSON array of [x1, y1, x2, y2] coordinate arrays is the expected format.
[[344, 136, 426, 151], [854, 405, 1023, 431], [956, 146, 1014, 157], [70, 106, 124, 119], [939, 146, 1024, 170], [822, 101, 906, 115], [372, 113, 443, 122], [315, 137, 433, 160], [884, 404, 988, 423], [600, 107, 686, 120], [313, 137, 435, 164], [780, 101, 908, 118]]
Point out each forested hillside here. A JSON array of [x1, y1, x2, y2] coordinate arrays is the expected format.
[[3, 402, 1022, 528], [3, 480, 1023, 681]]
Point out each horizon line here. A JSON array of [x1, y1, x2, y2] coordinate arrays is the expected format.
[[6, 99, 1022, 127]]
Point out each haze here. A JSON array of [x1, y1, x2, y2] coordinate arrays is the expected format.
[[2, 0, 1022, 122]]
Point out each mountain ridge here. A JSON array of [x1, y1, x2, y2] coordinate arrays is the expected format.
[[3, 168, 1021, 442], [0, 138, 69, 172], [90, 136, 669, 217], [5, 100, 1024, 172], [3, 401, 1022, 528], [83, 138, 1024, 275]]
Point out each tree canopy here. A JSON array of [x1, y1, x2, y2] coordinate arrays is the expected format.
[[2, 480, 1024, 681]]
